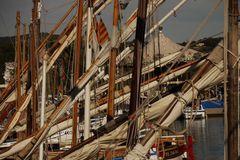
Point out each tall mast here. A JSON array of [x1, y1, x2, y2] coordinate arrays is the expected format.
[[16, 11, 21, 109], [22, 24, 27, 68], [31, 7, 37, 132], [32, 0, 41, 133], [72, 0, 83, 146], [26, 25, 32, 136], [22, 23, 27, 94], [39, 55, 47, 160], [227, 0, 239, 159], [33, 0, 41, 46], [126, 0, 148, 150], [84, 0, 93, 140], [223, 0, 228, 159], [107, 0, 120, 121]]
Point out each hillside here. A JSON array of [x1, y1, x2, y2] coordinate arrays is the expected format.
[[0, 37, 15, 84], [0, 34, 59, 84]]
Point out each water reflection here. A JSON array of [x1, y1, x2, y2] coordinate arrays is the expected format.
[[173, 117, 224, 160]]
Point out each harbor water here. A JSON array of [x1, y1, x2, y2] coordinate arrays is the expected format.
[[174, 117, 224, 160]]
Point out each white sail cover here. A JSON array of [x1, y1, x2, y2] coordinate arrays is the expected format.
[[59, 62, 223, 160], [124, 43, 224, 159], [53, 44, 224, 160]]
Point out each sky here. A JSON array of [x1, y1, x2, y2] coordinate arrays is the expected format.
[[0, 0, 225, 43]]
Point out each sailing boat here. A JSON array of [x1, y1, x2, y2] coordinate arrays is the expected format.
[[0, 0, 229, 159]]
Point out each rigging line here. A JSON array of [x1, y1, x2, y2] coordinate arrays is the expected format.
[[42, 8, 48, 46], [15, 18, 27, 27], [150, 3, 158, 98], [42, 0, 76, 13], [40, 21, 59, 26], [41, 0, 51, 33], [150, 0, 156, 69], [127, 94, 159, 130], [64, 43, 74, 92], [41, 0, 47, 12], [0, 11, 15, 51], [54, 59, 71, 84]]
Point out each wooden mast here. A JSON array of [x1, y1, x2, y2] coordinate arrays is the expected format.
[[84, 0, 93, 140], [22, 24, 26, 69], [39, 55, 47, 160], [223, 0, 228, 159], [33, 0, 40, 46], [126, 0, 148, 150], [107, 0, 120, 121], [72, 0, 83, 146], [31, 7, 37, 132], [227, 0, 239, 159], [16, 11, 21, 109], [32, 0, 41, 132], [26, 24, 32, 136], [16, 11, 26, 142]]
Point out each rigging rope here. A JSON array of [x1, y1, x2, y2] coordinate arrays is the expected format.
[[42, 0, 76, 14]]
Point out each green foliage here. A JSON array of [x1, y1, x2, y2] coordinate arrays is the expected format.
[[0, 37, 15, 84]]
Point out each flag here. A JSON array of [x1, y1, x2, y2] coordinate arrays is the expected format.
[[97, 18, 110, 46], [89, 16, 109, 47]]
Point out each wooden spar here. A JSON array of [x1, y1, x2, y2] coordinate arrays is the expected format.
[[39, 55, 47, 160], [227, 0, 239, 159], [126, 0, 148, 150], [23, 24, 26, 68], [35, 0, 41, 46], [26, 24, 33, 136], [72, 0, 83, 146], [31, 8, 37, 132], [33, 2, 40, 134], [84, 0, 93, 140], [33, 0, 40, 46], [16, 11, 24, 144], [107, 0, 119, 121], [16, 11, 21, 109], [223, 0, 228, 159]]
